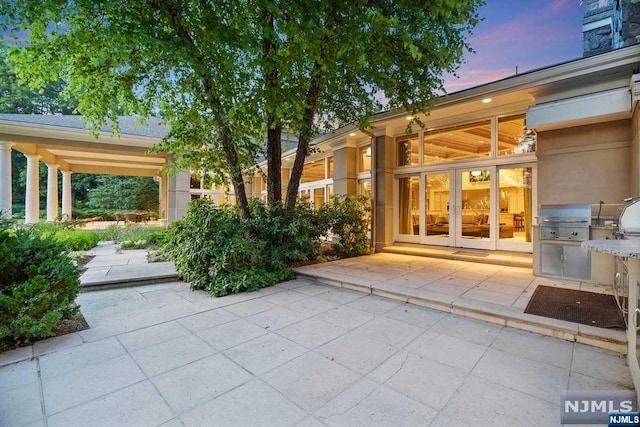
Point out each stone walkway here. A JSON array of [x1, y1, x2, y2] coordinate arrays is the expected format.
[[80, 243, 178, 290], [0, 276, 633, 426]]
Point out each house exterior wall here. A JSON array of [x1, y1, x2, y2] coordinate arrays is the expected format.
[[536, 119, 632, 205]]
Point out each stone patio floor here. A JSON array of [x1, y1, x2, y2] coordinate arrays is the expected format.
[[0, 273, 633, 426]]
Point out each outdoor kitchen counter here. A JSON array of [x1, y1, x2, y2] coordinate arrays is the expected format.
[[583, 239, 640, 401], [581, 239, 640, 258]]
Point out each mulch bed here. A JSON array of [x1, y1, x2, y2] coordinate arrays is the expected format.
[[54, 309, 90, 336], [75, 254, 96, 272]]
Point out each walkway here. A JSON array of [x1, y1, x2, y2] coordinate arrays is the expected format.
[[0, 277, 632, 426], [80, 242, 178, 290]]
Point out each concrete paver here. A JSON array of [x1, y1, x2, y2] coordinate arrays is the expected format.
[[0, 248, 634, 426]]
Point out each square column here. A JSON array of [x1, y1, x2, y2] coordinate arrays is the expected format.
[[330, 138, 358, 197], [0, 141, 14, 218], [374, 130, 394, 252], [167, 171, 190, 222], [46, 163, 59, 222], [61, 170, 73, 221], [24, 154, 41, 224]]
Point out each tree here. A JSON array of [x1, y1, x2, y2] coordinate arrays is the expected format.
[[86, 176, 158, 212], [0, 44, 77, 114], [1, 0, 482, 218]]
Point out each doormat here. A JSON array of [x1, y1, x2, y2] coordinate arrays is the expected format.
[[452, 250, 489, 257], [524, 285, 625, 329]]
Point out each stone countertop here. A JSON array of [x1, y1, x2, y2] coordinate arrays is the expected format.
[[582, 239, 640, 259]]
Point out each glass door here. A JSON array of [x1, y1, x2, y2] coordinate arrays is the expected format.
[[497, 165, 535, 252], [455, 167, 495, 249], [397, 175, 420, 241], [422, 171, 454, 246]]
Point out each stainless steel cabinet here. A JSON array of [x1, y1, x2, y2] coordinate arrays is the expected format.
[[541, 243, 591, 279]]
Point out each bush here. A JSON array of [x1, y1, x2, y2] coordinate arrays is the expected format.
[[0, 223, 80, 346], [320, 195, 371, 258], [96, 224, 168, 249], [28, 223, 100, 251], [54, 228, 100, 251], [165, 199, 326, 296]]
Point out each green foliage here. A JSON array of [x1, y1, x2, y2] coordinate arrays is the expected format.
[[1, 0, 483, 216], [0, 223, 80, 346], [97, 224, 169, 250], [165, 199, 324, 296], [53, 228, 100, 251], [86, 176, 159, 211], [320, 196, 371, 258], [165, 196, 370, 296], [27, 222, 100, 251]]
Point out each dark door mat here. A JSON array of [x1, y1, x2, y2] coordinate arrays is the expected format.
[[524, 285, 625, 329], [452, 250, 489, 257]]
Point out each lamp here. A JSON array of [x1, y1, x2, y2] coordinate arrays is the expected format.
[[471, 170, 481, 177]]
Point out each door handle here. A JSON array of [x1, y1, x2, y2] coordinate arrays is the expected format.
[[634, 308, 640, 331]]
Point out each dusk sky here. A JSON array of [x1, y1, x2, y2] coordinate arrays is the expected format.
[[444, 0, 584, 92]]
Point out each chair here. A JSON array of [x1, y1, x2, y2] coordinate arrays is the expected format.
[[514, 212, 525, 231]]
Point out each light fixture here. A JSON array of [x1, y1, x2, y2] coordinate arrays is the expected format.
[[471, 170, 482, 177], [364, 146, 372, 157], [482, 98, 492, 104], [349, 132, 356, 137], [405, 116, 413, 121]]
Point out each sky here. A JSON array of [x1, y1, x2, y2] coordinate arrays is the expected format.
[[443, 0, 584, 93]]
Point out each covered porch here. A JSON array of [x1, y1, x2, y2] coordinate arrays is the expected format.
[[0, 114, 191, 223]]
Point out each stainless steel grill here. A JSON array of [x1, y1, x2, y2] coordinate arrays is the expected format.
[[539, 204, 591, 241], [613, 197, 640, 325], [539, 204, 591, 279]]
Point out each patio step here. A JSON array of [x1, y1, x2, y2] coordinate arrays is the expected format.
[[382, 244, 533, 269], [80, 262, 180, 292], [295, 269, 627, 354]]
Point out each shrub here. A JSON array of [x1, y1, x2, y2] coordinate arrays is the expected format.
[[320, 195, 371, 258], [165, 199, 325, 296], [97, 224, 168, 249], [0, 223, 80, 346], [54, 228, 100, 251]]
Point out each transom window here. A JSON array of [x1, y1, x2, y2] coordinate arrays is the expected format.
[[423, 121, 491, 164]]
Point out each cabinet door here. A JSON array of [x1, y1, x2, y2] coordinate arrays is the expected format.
[[541, 244, 564, 277], [563, 245, 591, 280]]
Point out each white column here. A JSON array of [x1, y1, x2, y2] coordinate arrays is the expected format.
[[61, 170, 72, 221], [24, 154, 41, 224], [0, 141, 14, 218], [46, 163, 59, 222]]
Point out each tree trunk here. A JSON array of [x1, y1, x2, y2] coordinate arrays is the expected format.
[[262, 8, 281, 209], [266, 124, 282, 208], [285, 62, 323, 210]]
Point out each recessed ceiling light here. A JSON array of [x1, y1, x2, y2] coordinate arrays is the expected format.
[[482, 98, 492, 104], [349, 132, 356, 136]]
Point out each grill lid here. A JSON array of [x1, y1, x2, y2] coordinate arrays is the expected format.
[[540, 204, 591, 227], [620, 198, 640, 236]]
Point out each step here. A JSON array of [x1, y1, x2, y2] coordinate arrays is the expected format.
[[382, 244, 533, 269], [295, 270, 627, 354]]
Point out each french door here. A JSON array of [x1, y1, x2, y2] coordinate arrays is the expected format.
[[397, 167, 495, 249], [396, 164, 534, 251]]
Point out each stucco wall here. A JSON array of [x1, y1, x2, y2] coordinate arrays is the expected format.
[[536, 119, 632, 206]]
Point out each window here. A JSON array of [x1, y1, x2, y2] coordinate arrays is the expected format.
[[301, 161, 326, 183], [327, 156, 334, 178], [423, 121, 491, 164], [396, 134, 419, 167], [498, 115, 535, 156], [358, 145, 371, 172]]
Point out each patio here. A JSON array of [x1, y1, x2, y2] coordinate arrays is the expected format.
[[0, 271, 632, 426], [295, 252, 625, 352]]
